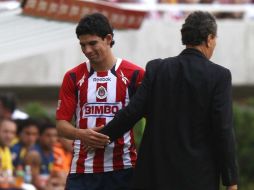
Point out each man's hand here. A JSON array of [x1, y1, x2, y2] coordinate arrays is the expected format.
[[227, 185, 238, 190], [76, 126, 110, 149]]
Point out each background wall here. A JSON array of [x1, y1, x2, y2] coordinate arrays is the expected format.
[[0, 13, 254, 86]]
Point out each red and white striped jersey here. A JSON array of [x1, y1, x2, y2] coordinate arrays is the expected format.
[[56, 58, 145, 173]]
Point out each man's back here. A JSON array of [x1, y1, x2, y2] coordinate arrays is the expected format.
[[102, 48, 238, 190], [136, 48, 225, 189]]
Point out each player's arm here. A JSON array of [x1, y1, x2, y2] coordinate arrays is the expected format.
[[56, 120, 109, 148], [56, 120, 78, 140]]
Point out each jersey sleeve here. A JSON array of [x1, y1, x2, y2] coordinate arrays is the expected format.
[[56, 72, 77, 121]]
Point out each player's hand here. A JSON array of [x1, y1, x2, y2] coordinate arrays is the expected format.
[[227, 185, 238, 190], [76, 126, 110, 149]]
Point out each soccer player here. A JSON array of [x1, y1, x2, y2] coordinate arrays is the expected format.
[[56, 13, 144, 190]]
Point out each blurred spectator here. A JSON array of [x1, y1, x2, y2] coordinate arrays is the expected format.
[[160, 0, 177, 3], [45, 170, 66, 190], [11, 118, 40, 168], [200, 0, 214, 3], [0, 119, 17, 185], [44, 138, 73, 190], [0, 93, 28, 120], [101, 0, 141, 2], [142, 0, 157, 3], [215, 0, 248, 18], [162, 0, 201, 20], [24, 122, 58, 190], [182, 0, 200, 3], [52, 137, 72, 174]]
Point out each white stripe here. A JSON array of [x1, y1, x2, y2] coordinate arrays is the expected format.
[[70, 91, 81, 172], [103, 140, 115, 172], [86, 74, 97, 129], [122, 88, 133, 168], [83, 72, 97, 173], [106, 71, 118, 103], [122, 131, 133, 169], [103, 71, 117, 171], [114, 58, 122, 71], [125, 87, 130, 108], [70, 140, 81, 173], [85, 61, 91, 72], [83, 151, 95, 173]]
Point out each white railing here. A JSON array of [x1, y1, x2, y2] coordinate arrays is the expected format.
[[118, 3, 254, 20], [118, 3, 254, 12]]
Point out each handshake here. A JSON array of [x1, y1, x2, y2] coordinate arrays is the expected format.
[[75, 126, 110, 151]]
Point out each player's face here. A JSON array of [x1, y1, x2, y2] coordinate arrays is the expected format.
[[79, 34, 112, 65]]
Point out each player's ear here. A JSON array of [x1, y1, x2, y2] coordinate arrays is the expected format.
[[105, 34, 113, 46]]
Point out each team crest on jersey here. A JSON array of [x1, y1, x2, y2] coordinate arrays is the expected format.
[[96, 86, 107, 99]]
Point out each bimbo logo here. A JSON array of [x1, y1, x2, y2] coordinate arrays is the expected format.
[[82, 102, 122, 118]]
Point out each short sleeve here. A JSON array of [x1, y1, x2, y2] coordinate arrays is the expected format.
[[56, 72, 77, 121]]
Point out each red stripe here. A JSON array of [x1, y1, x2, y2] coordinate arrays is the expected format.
[[93, 71, 108, 172], [75, 79, 88, 173], [113, 138, 124, 170], [93, 117, 106, 172], [129, 129, 137, 167], [76, 118, 87, 173], [97, 71, 107, 77]]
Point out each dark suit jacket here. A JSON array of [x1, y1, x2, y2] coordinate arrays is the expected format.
[[101, 48, 238, 190]]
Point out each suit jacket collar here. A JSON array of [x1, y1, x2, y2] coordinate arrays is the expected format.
[[180, 48, 208, 60]]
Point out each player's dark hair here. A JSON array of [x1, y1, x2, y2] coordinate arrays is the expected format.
[[76, 13, 115, 47], [181, 11, 217, 46]]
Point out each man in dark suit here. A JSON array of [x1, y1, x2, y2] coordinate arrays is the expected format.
[[85, 11, 238, 190]]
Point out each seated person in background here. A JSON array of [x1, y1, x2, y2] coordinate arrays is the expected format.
[[0, 93, 28, 120], [101, 0, 141, 2], [43, 137, 72, 190], [45, 171, 66, 190], [0, 119, 17, 185], [52, 137, 72, 174], [11, 118, 40, 168], [24, 122, 58, 190]]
